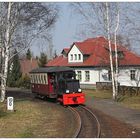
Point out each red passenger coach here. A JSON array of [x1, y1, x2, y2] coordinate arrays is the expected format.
[[30, 66, 85, 105]]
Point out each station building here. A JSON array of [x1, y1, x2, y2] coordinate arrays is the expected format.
[[47, 37, 140, 89]]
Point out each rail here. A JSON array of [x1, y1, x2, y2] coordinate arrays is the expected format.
[[68, 106, 82, 138]]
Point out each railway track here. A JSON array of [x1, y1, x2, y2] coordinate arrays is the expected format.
[[68, 105, 101, 138]]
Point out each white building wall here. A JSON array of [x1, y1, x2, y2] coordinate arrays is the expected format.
[[75, 68, 99, 85], [68, 45, 83, 63], [118, 68, 140, 87], [74, 67, 140, 87]]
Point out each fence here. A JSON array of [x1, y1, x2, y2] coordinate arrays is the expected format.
[[96, 82, 140, 96]]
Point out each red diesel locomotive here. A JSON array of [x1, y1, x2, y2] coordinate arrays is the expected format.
[[30, 66, 85, 105]]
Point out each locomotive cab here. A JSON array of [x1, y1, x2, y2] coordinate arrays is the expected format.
[[57, 72, 81, 95]]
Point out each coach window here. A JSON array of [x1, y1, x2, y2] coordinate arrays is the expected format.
[[40, 75, 42, 83], [36, 74, 39, 84], [33, 75, 35, 83], [40, 75, 42, 84], [37, 75, 39, 83], [42, 75, 44, 84], [37, 75, 39, 84], [34, 75, 35, 83], [31, 75, 33, 83], [35, 75, 37, 83], [44, 75, 46, 84], [30, 75, 32, 83]]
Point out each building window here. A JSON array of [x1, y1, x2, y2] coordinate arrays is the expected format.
[[77, 71, 82, 81], [130, 70, 136, 80], [75, 54, 77, 60], [70, 54, 73, 60], [78, 54, 81, 60], [85, 71, 90, 82]]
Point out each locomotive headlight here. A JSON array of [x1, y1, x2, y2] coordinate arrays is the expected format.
[[78, 88, 82, 93], [66, 89, 70, 93]]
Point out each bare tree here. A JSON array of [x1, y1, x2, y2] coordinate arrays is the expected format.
[[114, 4, 120, 99], [72, 2, 121, 100], [0, 2, 12, 102], [0, 2, 59, 102], [105, 3, 116, 100]]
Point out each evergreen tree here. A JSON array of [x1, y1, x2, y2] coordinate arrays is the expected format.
[[26, 49, 32, 60], [38, 52, 47, 67], [7, 49, 22, 87]]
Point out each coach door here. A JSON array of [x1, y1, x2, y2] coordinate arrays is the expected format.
[[48, 73, 57, 94]]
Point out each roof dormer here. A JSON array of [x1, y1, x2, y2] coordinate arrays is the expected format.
[[68, 44, 83, 63]]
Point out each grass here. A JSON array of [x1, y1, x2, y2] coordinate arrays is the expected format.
[[84, 89, 140, 110], [119, 95, 140, 110], [0, 99, 63, 138], [83, 89, 112, 99]]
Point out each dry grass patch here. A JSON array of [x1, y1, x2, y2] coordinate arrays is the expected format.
[[83, 89, 140, 110], [118, 95, 140, 110], [0, 99, 65, 138], [83, 89, 112, 99]]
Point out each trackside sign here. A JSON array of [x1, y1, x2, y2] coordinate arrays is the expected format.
[[7, 97, 14, 111]]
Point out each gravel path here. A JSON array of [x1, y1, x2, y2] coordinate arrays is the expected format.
[[85, 96, 140, 137]]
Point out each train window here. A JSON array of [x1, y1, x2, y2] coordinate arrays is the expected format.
[[37, 74, 39, 84], [34, 75, 37, 83], [43, 75, 45, 84], [33, 75, 35, 83], [40, 75, 42, 84], [32, 75, 34, 83], [35, 75, 37, 83], [41, 75, 44, 84], [39, 74, 41, 84], [31, 75, 34, 83], [45, 74, 48, 84], [36, 75, 38, 83], [64, 72, 75, 80]]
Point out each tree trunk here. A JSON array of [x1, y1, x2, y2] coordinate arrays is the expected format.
[[0, 2, 12, 102], [114, 4, 120, 99], [105, 2, 116, 100]]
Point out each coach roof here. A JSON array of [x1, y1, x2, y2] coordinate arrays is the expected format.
[[30, 66, 74, 73]]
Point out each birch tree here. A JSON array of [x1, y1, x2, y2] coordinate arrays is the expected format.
[[0, 2, 12, 102], [105, 3, 116, 100], [0, 2, 59, 102], [72, 2, 120, 100], [114, 4, 120, 99]]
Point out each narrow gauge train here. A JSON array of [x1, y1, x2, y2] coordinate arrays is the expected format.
[[29, 66, 85, 105]]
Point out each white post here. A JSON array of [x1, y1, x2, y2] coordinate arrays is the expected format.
[[7, 97, 14, 111]]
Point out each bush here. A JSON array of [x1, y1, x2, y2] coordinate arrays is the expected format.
[[17, 74, 31, 89]]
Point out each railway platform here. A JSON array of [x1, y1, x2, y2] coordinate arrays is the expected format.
[[85, 96, 140, 131]]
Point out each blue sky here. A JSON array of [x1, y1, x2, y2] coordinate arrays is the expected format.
[[31, 3, 80, 56], [31, 2, 140, 57]]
